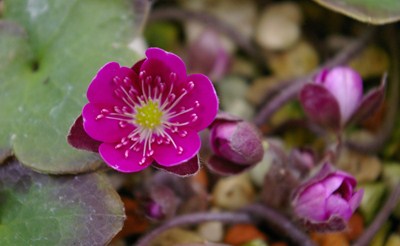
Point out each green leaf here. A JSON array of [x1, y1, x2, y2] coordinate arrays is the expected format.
[[313, 0, 400, 24], [0, 160, 125, 245], [0, 0, 140, 173]]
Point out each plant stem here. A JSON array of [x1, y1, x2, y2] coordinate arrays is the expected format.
[[148, 7, 264, 65], [242, 204, 316, 246], [135, 212, 252, 246], [254, 27, 375, 126], [133, 0, 154, 36], [345, 26, 399, 153], [353, 183, 400, 246]]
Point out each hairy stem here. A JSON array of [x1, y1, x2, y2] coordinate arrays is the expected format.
[[135, 212, 252, 246], [353, 183, 400, 246], [242, 204, 316, 246], [254, 27, 375, 126], [346, 26, 399, 153]]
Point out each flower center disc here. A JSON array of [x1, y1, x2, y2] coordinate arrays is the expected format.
[[135, 100, 163, 129]]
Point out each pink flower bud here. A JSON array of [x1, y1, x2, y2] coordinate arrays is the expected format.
[[292, 163, 364, 232], [187, 30, 231, 81], [211, 117, 263, 165], [207, 113, 264, 175], [315, 67, 363, 124], [300, 66, 385, 130]]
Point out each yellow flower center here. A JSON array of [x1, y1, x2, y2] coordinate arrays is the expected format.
[[135, 100, 163, 129]]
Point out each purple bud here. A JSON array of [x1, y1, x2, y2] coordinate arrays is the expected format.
[[316, 67, 363, 123], [144, 201, 165, 221], [206, 113, 264, 175], [210, 115, 264, 166], [300, 66, 364, 129], [187, 30, 231, 81], [292, 163, 364, 232], [143, 186, 179, 221]]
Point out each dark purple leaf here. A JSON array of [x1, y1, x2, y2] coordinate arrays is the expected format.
[[300, 215, 346, 232], [350, 74, 386, 125], [299, 84, 341, 130], [67, 115, 101, 153], [153, 155, 200, 177], [207, 155, 254, 176]]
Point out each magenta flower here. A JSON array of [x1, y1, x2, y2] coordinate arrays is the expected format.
[[207, 113, 264, 175], [292, 163, 364, 232], [300, 66, 385, 130], [68, 48, 218, 175]]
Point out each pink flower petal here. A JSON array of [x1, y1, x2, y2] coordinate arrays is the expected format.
[[294, 184, 327, 221], [326, 194, 352, 221], [152, 129, 201, 166], [82, 103, 135, 143], [349, 189, 364, 212], [153, 155, 200, 177], [322, 67, 363, 123], [296, 183, 327, 205], [171, 74, 218, 132], [140, 48, 187, 88], [320, 175, 345, 195], [99, 143, 152, 173], [87, 62, 139, 106]]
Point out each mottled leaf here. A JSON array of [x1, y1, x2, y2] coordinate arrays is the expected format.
[[0, 21, 31, 163], [0, 159, 125, 245], [313, 0, 400, 24], [0, 0, 140, 173]]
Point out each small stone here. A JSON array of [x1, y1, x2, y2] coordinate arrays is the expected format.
[[217, 76, 249, 108], [382, 162, 400, 188], [359, 182, 387, 223], [231, 57, 258, 78], [224, 224, 267, 245], [256, 2, 302, 51], [268, 41, 319, 79], [181, 0, 257, 53], [225, 99, 255, 120], [242, 239, 269, 246], [385, 234, 400, 246], [212, 174, 255, 210], [197, 221, 224, 242], [337, 149, 382, 183], [349, 46, 389, 79], [149, 228, 204, 246], [311, 232, 349, 246], [246, 76, 280, 106], [344, 213, 364, 241], [249, 140, 273, 187], [217, 76, 254, 120]]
